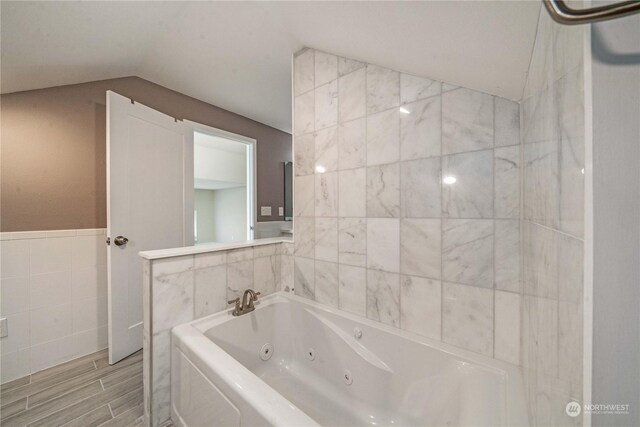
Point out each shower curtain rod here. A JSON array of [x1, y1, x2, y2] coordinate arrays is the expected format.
[[544, 0, 640, 24]]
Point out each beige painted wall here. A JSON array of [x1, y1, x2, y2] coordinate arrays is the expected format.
[[0, 76, 292, 232]]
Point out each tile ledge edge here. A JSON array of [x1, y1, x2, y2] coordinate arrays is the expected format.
[[139, 237, 293, 260]]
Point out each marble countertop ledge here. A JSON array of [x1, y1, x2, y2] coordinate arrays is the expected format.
[[139, 236, 292, 260]]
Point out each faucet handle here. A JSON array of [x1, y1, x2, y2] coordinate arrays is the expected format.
[[227, 297, 240, 305], [254, 291, 261, 300]]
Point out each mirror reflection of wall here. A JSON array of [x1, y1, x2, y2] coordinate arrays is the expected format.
[[193, 130, 253, 244]]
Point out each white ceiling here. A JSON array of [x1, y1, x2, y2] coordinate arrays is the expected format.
[[1, 1, 542, 133]]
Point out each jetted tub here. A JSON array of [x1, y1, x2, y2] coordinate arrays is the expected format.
[[171, 292, 528, 426]]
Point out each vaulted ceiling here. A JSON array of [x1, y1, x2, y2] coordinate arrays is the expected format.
[[1, 1, 542, 133]]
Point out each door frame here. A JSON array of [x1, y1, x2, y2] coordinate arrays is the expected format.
[[185, 120, 257, 240]]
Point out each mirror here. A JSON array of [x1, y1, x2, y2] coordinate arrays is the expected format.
[[284, 161, 293, 221]]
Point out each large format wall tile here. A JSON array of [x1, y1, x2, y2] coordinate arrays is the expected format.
[[495, 291, 521, 365], [226, 260, 253, 300], [520, 11, 585, 423], [400, 219, 440, 279], [294, 49, 314, 96], [294, 257, 315, 298], [400, 96, 441, 161], [339, 68, 366, 122], [338, 118, 366, 170], [366, 65, 400, 114], [338, 264, 366, 316], [315, 80, 338, 131], [294, 217, 315, 258], [294, 175, 314, 217], [442, 282, 493, 356], [442, 88, 494, 154], [495, 219, 521, 292], [315, 261, 339, 308], [524, 140, 560, 227], [151, 256, 194, 333], [494, 145, 521, 219], [366, 218, 400, 273], [366, 108, 400, 166], [315, 126, 338, 173], [338, 218, 366, 267], [315, 172, 338, 217], [366, 163, 400, 218], [194, 264, 226, 317], [442, 149, 493, 218], [315, 51, 338, 87], [495, 97, 520, 147], [400, 73, 441, 104], [400, 157, 441, 218], [523, 221, 558, 299], [400, 275, 441, 339], [292, 48, 527, 368], [294, 133, 314, 176], [442, 219, 493, 287], [338, 168, 366, 217], [339, 57, 365, 77], [366, 269, 400, 327], [315, 218, 338, 262], [254, 255, 280, 295], [558, 67, 585, 238], [294, 91, 314, 136]]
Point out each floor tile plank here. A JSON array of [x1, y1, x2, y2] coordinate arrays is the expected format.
[[26, 375, 143, 427], [1, 376, 31, 393], [1, 362, 97, 407], [27, 352, 142, 408], [30, 350, 107, 383], [101, 362, 142, 390], [109, 387, 143, 417], [3, 381, 103, 427], [1, 350, 144, 427], [0, 397, 28, 421], [61, 405, 113, 427], [98, 403, 143, 427]]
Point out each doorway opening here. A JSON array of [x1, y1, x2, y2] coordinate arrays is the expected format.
[[192, 128, 256, 244]]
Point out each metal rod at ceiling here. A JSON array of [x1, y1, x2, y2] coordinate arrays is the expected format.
[[543, 0, 640, 24]]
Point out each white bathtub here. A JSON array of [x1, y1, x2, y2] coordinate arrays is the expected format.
[[171, 292, 528, 427]]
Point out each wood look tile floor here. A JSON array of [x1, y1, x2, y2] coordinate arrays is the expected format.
[[0, 350, 146, 427]]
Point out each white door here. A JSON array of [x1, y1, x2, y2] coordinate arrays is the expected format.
[[107, 91, 194, 364]]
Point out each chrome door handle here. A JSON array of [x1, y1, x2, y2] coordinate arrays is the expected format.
[[114, 236, 129, 247]]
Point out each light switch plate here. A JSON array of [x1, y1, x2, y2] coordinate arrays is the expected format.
[[261, 206, 272, 216], [278, 207, 284, 216], [0, 317, 7, 338]]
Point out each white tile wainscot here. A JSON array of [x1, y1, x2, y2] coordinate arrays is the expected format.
[[139, 237, 292, 427], [0, 229, 108, 384]]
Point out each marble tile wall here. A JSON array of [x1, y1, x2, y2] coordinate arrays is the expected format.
[[0, 229, 108, 384], [520, 7, 585, 427], [291, 48, 522, 365], [142, 242, 283, 427]]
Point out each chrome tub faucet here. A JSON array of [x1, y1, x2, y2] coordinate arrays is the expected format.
[[228, 289, 261, 316]]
